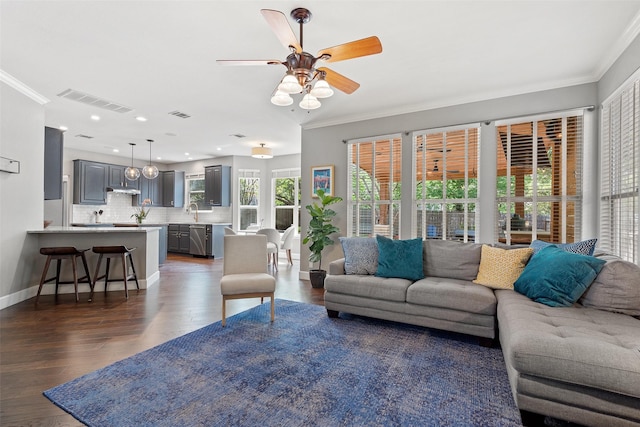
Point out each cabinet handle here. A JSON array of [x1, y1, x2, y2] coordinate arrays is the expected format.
[[171, 201, 174, 206]]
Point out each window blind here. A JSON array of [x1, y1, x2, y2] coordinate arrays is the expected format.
[[347, 134, 402, 238], [495, 112, 583, 245], [413, 124, 480, 241], [600, 73, 639, 264]]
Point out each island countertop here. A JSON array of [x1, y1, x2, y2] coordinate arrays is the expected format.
[[28, 226, 162, 234]]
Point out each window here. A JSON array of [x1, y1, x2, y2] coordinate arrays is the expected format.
[[238, 170, 260, 231], [413, 125, 480, 241], [347, 134, 402, 238], [186, 174, 206, 209], [273, 168, 301, 232], [600, 71, 639, 264], [495, 112, 583, 245]]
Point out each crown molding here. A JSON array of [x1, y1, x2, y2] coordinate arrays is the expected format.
[[594, 9, 640, 80], [0, 70, 50, 105]]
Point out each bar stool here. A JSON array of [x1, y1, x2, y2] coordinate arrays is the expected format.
[[91, 246, 139, 300], [35, 247, 92, 304]]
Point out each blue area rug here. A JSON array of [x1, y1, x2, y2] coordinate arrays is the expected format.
[[44, 300, 521, 426]]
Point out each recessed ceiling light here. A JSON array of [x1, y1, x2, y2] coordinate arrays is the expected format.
[[112, 148, 119, 153], [59, 125, 68, 131], [184, 152, 189, 156], [216, 147, 222, 151], [188, 157, 193, 160], [91, 114, 100, 121], [156, 156, 162, 160], [135, 116, 147, 122]]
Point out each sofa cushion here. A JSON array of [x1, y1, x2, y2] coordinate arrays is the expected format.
[[580, 254, 640, 316], [339, 237, 378, 275], [473, 245, 534, 289], [375, 235, 424, 281], [514, 246, 606, 307], [407, 277, 497, 315], [423, 240, 482, 281], [324, 274, 413, 302], [496, 289, 640, 399], [530, 238, 598, 256]]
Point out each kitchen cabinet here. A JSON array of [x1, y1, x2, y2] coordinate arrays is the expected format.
[[168, 224, 190, 253], [135, 175, 163, 206], [162, 170, 185, 208], [44, 127, 63, 200], [108, 165, 139, 190], [204, 165, 231, 207], [73, 160, 108, 205]]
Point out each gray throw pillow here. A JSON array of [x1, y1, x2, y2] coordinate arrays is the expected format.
[[339, 237, 378, 275], [579, 254, 640, 316]]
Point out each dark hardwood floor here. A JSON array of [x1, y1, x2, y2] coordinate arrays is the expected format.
[[0, 253, 324, 426]]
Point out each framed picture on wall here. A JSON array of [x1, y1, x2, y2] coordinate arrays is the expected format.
[[311, 165, 334, 197]]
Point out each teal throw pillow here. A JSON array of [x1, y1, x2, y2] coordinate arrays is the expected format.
[[530, 238, 597, 256], [514, 245, 606, 307], [339, 237, 378, 275], [375, 235, 424, 281]]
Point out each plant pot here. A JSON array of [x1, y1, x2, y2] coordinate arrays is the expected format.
[[309, 269, 327, 288]]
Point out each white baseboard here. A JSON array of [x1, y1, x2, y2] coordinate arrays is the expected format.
[[299, 271, 310, 281]]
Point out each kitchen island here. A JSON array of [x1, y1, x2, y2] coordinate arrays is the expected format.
[[27, 226, 160, 296]]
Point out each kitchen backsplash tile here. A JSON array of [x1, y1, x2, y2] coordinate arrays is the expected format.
[[71, 193, 232, 224]]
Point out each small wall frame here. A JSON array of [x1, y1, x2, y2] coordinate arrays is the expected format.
[[311, 165, 334, 197]]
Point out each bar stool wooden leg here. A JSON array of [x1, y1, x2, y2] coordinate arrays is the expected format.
[[128, 253, 140, 290], [104, 257, 111, 294], [121, 253, 129, 299], [71, 255, 79, 302], [35, 255, 53, 305], [90, 253, 104, 302], [55, 259, 62, 297]]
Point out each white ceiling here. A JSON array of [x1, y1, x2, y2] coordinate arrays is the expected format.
[[2, 1, 640, 164]]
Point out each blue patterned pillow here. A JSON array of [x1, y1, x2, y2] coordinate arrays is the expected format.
[[339, 237, 378, 275], [514, 245, 606, 307], [530, 238, 597, 256], [375, 235, 424, 281]]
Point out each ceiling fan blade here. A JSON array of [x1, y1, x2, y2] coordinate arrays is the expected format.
[[317, 67, 360, 94], [216, 60, 283, 66], [317, 36, 382, 63], [261, 9, 302, 53]]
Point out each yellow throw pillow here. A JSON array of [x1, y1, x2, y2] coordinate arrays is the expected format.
[[473, 245, 534, 289]]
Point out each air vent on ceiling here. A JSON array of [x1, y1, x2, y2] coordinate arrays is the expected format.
[[57, 89, 133, 113], [231, 134, 246, 139], [75, 134, 94, 139], [168, 111, 191, 119]]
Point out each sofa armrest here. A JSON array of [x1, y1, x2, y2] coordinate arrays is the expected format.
[[329, 258, 346, 275]]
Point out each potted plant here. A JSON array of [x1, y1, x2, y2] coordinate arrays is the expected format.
[[303, 189, 342, 288]]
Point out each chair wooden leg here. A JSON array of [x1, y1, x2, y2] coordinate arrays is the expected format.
[[128, 253, 139, 289], [287, 249, 292, 265], [270, 294, 275, 322], [35, 255, 53, 305], [221, 297, 227, 327]]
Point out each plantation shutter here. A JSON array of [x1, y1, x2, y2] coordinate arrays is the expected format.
[[495, 112, 583, 244], [347, 134, 402, 238], [600, 72, 640, 264]]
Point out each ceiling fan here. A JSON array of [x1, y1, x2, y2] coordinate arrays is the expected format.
[[217, 8, 382, 110], [431, 159, 460, 174]]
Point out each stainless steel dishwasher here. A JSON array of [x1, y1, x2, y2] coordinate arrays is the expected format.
[[189, 224, 212, 257]]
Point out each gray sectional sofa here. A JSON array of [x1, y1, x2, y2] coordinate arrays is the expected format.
[[324, 239, 640, 427]]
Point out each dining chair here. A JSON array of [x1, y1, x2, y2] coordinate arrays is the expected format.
[[220, 235, 276, 327], [256, 228, 280, 271], [224, 227, 236, 235], [280, 225, 295, 265]]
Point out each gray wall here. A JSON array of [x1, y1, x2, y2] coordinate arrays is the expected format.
[[598, 33, 640, 102], [0, 81, 46, 305]]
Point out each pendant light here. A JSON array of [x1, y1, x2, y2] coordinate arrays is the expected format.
[[125, 143, 140, 181], [142, 139, 159, 179]]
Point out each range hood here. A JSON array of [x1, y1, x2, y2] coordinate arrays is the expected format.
[[106, 186, 141, 195]]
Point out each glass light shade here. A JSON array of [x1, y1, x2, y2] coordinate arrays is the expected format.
[[271, 90, 293, 106], [278, 73, 303, 94], [125, 166, 140, 181], [310, 79, 334, 98], [299, 93, 321, 110], [251, 145, 273, 159], [142, 164, 159, 179]]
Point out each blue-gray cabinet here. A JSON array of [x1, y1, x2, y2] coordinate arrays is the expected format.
[[204, 165, 231, 207], [108, 165, 139, 190], [135, 175, 163, 206], [162, 171, 185, 207], [44, 127, 63, 200], [73, 160, 108, 205]]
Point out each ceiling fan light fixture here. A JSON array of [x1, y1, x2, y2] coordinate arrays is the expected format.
[[251, 143, 273, 159], [271, 90, 293, 106], [310, 79, 334, 98], [299, 93, 321, 110], [278, 72, 303, 94]]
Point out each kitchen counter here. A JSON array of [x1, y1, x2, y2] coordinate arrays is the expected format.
[[27, 226, 160, 295]]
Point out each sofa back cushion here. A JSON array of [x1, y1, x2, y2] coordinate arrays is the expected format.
[[423, 240, 482, 281], [579, 253, 640, 316], [339, 237, 378, 275]]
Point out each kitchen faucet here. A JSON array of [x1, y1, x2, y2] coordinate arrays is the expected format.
[[188, 203, 199, 223]]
